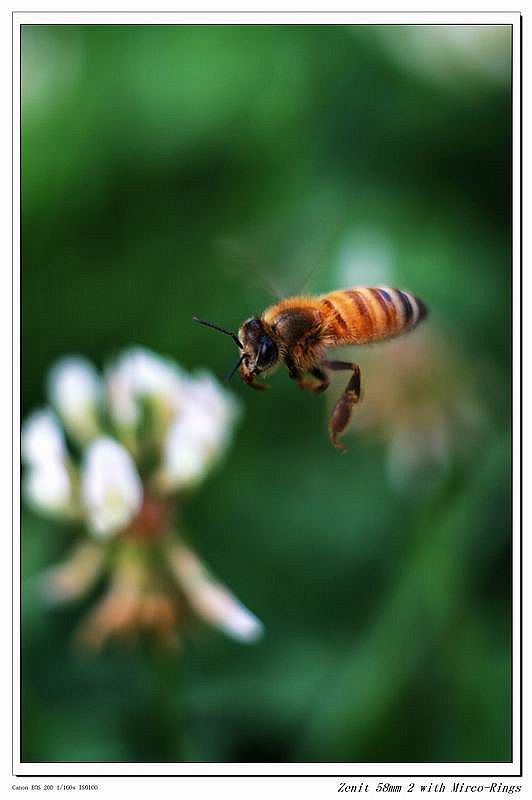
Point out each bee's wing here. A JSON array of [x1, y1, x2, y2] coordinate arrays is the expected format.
[[214, 215, 345, 303], [213, 236, 284, 302], [279, 209, 349, 296]]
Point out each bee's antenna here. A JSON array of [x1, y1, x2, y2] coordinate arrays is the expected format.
[[193, 317, 243, 349], [224, 354, 245, 383]]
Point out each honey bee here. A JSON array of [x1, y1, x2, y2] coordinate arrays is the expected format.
[[194, 287, 428, 451]]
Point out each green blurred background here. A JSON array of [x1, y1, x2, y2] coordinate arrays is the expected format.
[[22, 24, 512, 763]]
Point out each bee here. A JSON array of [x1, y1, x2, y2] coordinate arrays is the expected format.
[[194, 287, 428, 451]]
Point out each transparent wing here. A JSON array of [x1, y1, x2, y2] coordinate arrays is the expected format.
[[213, 210, 346, 303]]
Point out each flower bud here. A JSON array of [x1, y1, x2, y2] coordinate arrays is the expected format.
[[81, 437, 143, 538]]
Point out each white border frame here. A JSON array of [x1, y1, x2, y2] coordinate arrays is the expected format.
[[11, 10, 521, 780]]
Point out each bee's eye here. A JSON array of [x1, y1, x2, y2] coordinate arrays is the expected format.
[[257, 336, 278, 368]]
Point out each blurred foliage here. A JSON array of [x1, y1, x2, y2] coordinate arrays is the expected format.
[[22, 24, 512, 763]]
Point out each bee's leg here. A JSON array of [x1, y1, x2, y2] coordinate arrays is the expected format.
[[308, 367, 330, 394], [285, 357, 329, 394], [243, 375, 270, 391], [322, 360, 362, 452], [248, 381, 270, 391]]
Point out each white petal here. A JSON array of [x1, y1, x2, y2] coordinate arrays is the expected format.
[[163, 423, 210, 489], [21, 408, 66, 467], [47, 356, 102, 444], [24, 459, 73, 516], [189, 371, 240, 426], [210, 592, 264, 643], [81, 437, 143, 538], [168, 544, 264, 643], [105, 347, 188, 428], [161, 372, 240, 490]]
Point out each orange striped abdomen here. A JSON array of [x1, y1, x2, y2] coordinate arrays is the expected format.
[[320, 287, 428, 345]]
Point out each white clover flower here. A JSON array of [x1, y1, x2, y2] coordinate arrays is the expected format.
[[81, 437, 143, 538], [24, 349, 251, 650], [105, 347, 188, 430], [47, 356, 102, 444], [22, 408, 67, 467], [161, 371, 240, 490]]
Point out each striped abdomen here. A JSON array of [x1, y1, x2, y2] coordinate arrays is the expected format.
[[319, 287, 428, 345]]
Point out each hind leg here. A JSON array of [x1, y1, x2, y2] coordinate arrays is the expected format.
[[323, 360, 362, 452]]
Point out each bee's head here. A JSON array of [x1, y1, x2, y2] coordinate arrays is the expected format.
[[238, 318, 279, 383], [192, 315, 278, 387]]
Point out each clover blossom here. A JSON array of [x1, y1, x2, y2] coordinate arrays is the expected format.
[[22, 348, 262, 648]]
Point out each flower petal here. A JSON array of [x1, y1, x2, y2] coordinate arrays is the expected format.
[[37, 541, 105, 604], [21, 408, 66, 467], [24, 459, 73, 516], [160, 372, 240, 490], [47, 356, 102, 444], [105, 347, 188, 429], [81, 437, 143, 538], [167, 542, 263, 643]]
